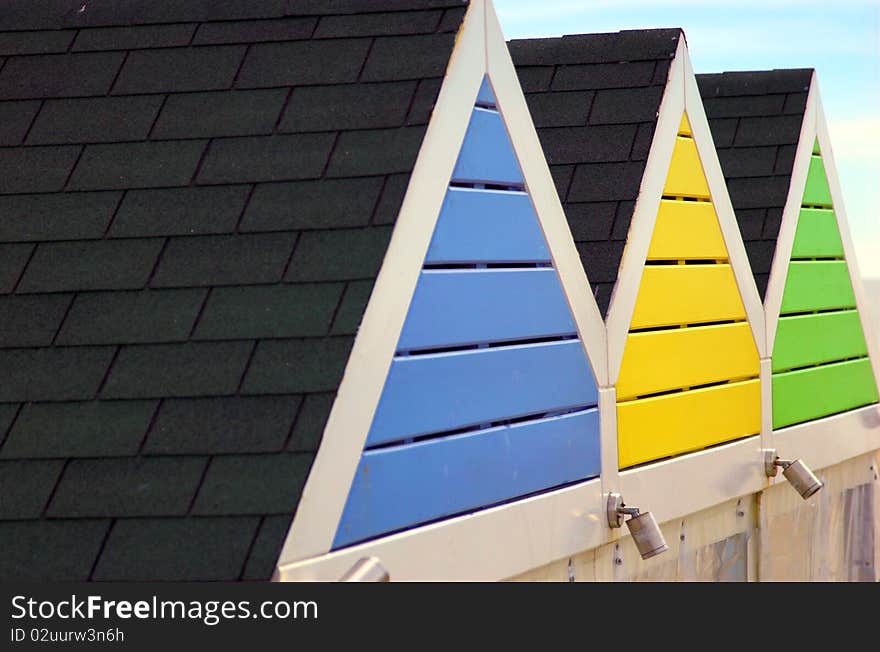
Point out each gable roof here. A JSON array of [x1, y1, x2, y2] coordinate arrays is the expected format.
[[696, 69, 813, 298], [508, 28, 682, 316], [0, 0, 468, 581]]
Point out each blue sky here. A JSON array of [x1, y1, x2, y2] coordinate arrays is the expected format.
[[495, 0, 880, 278]]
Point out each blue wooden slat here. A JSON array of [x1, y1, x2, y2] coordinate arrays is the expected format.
[[452, 108, 523, 185], [476, 77, 495, 107], [334, 407, 601, 548], [366, 339, 597, 446], [398, 269, 575, 351], [425, 187, 550, 264]]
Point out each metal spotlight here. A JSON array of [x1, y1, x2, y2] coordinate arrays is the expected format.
[[339, 557, 390, 582], [606, 493, 669, 560], [763, 449, 824, 500]]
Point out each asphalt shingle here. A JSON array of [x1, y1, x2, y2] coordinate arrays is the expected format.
[[112, 45, 247, 94], [17, 239, 164, 292], [192, 453, 314, 515], [47, 456, 208, 517], [27, 95, 164, 145], [0, 519, 110, 581], [0, 192, 121, 242], [101, 341, 254, 399], [93, 517, 259, 581], [144, 395, 302, 455], [56, 289, 206, 345], [1, 400, 157, 459], [151, 233, 297, 288], [67, 140, 207, 191]]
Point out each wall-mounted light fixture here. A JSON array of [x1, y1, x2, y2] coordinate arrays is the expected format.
[[606, 493, 668, 560], [763, 449, 823, 500], [339, 557, 390, 582]]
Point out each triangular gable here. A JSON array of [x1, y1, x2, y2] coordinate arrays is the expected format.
[[606, 40, 766, 469], [770, 139, 879, 428], [277, 1, 607, 568], [334, 80, 600, 547]]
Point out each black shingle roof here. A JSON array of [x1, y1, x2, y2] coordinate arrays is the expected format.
[[509, 29, 682, 316], [697, 69, 812, 298], [0, 0, 467, 582]]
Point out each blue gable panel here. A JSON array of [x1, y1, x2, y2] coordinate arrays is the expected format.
[[451, 108, 523, 185], [425, 188, 550, 264], [334, 407, 601, 547], [476, 77, 496, 107], [332, 76, 600, 550], [366, 340, 597, 447], [398, 268, 576, 352]]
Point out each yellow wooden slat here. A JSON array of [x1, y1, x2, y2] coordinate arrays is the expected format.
[[647, 199, 727, 260], [678, 113, 692, 136], [664, 136, 710, 199], [617, 379, 760, 469], [617, 322, 758, 400], [630, 264, 746, 329]]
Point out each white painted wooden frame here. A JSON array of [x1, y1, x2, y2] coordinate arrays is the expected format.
[[605, 37, 766, 385], [275, 0, 609, 581]]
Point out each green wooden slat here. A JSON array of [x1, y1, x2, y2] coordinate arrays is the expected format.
[[791, 208, 843, 259], [780, 260, 855, 314], [802, 154, 832, 207], [772, 357, 879, 429], [772, 309, 868, 372]]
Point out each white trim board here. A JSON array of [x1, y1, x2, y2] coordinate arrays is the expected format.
[[813, 83, 880, 389], [770, 401, 880, 473], [682, 52, 766, 358], [763, 72, 819, 356], [274, 0, 609, 576], [605, 36, 767, 384], [484, 0, 608, 385]]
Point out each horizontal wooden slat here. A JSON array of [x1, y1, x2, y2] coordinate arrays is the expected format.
[[399, 269, 575, 351], [425, 187, 550, 264], [334, 408, 600, 548], [452, 107, 523, 185], [791, 208, 843, 259], [647, 199, 727, 261], [780, 261, 855, 314], [630, 264, 746, 329], [663, 135, 710, 199], [367, 339, 597, 446], [618, 322, 758, 400], [772, 310, 868, 372], [802, 154, 832, 207], [772, 358, 878, 429], [476, 77, 495, 106], [617, 379, 760, 469], [678, 113, 692, 136]]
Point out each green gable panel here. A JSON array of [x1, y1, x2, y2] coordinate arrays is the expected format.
[[772, 310, 868, 372], [791, 208, 843, 259], [772, 358, 879, 428], [771, 146, 878, 429], [780, 260, 856, 314], [802, 154, 833, 207]]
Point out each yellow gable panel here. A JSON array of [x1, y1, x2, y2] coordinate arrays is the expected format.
[[648, 200, 727, 260], [630, 264, 746, 329], [664, 136, 711, 199], [617, 379, 760, 469], [617, 111, 759, 469]]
